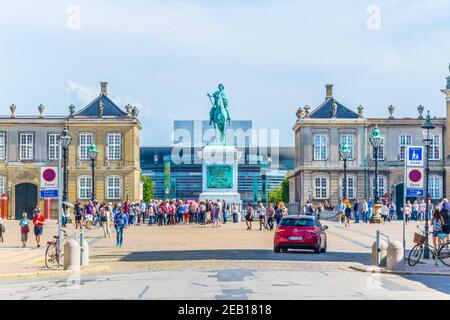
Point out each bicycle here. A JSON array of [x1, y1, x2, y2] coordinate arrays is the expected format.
[[45, 229, 69, 268], [408, 229, 450, 267]]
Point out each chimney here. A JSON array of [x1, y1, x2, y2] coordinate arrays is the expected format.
[[325, 84, 333, 100], [100, 82, 108, 95]]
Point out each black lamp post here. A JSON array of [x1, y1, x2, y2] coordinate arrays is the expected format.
[[369, 125, 384, 223], [87, 144, 99, 201], [422, 111, 435, 260], [58, 127, 72, 204], [339, 143, 351, 200]]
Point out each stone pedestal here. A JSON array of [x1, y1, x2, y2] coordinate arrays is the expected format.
[[199, 144, 242, 205], [370, 203, 383, 224]]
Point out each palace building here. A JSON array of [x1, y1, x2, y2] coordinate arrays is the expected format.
[[289, 66, 450, 216], [0, 82, 142, 220]]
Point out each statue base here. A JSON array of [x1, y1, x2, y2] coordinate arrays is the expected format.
[[198, 144, 242, 205]]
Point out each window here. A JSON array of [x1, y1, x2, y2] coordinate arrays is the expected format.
[[280, 218, 315, 227], [0, 133, 5, 160], [429, 177, 442, 199], [0, 176, 5, 194], [19, 133, 33, 160], [371, 176, 386, 198], [314, 177, 328, 199], [79, 133, 94, 160], [106, 176, 121, 200], [107, 133, 122, 160], [429, 135, 441, 161], [399, 135, 412, 161], [340, 176, 355, 199], [78, 176, 92, 200], [313, 134, 328, 160], [372, 140, 384, 161], [340, 134, 354, 160], [48, 133, 60, 160]]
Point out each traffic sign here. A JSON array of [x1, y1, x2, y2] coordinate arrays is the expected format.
[[40, 189, 59, 198], [406, 167, 424, 189], [40, 167, 59, 188], [406, 146, 424, 167], [406, 189, 424, 197]]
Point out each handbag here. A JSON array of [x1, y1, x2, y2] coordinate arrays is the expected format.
[[21, 224, 29, 233]]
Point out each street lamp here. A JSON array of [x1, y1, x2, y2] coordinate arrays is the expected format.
[[58, 127, 72, 204], [87, 144, 99, 201], [339, 143, 351, 200], [422, 110, 435, 260], [369, 125, 384, 223]]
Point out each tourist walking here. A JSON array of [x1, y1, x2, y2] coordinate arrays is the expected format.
[[19, 213, 31, 247], [137, 200, 146, 225], [361, 198, 369, 223], [113, 208, 128, 247], [100, 206, 111, 238], [245, 203, 253, 230], [267, 203, 275, 230], [275, 202, 283, 225], [213, 202, 221, 228], [74, 202, 83, 229], [258, 202, 267, 231], [232, 202, 239, 223], [381, 203, 389, 223], [440, 199, 450, 242], [344, 204, 352, 228], [353, 199, 360, 223], [32, 210, 45, 248], [432, 208, 445, 249]]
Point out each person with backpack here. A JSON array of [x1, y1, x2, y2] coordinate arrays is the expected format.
[[114, 207, 128, 247], [432, 208, 445, 249]]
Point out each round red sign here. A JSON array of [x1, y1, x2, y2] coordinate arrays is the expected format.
[[42, 168, 56, 182], [408, 169, 422, 183]]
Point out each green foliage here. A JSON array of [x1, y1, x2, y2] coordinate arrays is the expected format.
[[268, 177, 289, 203], [141, 175, 154, 202]]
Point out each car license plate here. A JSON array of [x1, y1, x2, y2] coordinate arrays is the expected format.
[[289, 236, 303, 241]]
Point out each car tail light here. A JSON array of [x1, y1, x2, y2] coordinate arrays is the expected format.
[[307, 228, 319, 234], [275, 228, 285, 233]]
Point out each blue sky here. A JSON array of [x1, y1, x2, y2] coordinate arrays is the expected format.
[[0, 0, 449, 146]]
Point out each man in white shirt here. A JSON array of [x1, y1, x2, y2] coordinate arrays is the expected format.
[[137, 200, 147, 225]]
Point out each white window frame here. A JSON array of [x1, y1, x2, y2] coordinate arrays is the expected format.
[[79, 133, 94, 160], [340, 175, 356, 199], [19, 133, 34, 160], [340, 134, 354, 160], [78, 176, 92, 200], [48, 133, 60, 161], [429, 135, 441, 161], [313, 134, 328, 161], [107, 133, 122, 160], [106, 175, 122, 200], [399, 134, 412, 161], [429, 176, 442, 199], [0, 133, 5, 160], [370, 176, 386, 199], [0, 176, 6, 194], [314, 176, 328, 200]]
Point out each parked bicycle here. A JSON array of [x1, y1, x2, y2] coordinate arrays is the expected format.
[[408, 229, 450, 267], [45, 229, 69, 268]]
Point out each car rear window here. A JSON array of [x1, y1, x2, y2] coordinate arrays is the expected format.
[[280, 218, 315, 227]]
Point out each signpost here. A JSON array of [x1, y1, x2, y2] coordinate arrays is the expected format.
[[403, 146, 425, 263]]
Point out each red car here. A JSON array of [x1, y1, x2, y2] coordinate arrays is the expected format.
[[274, 215, 328, 254]]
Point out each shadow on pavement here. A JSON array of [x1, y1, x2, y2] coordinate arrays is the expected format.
[[115, 249, 371, 264]]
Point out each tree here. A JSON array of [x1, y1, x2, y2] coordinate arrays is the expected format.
[[268, 177, 289, 204], [141, 175, 154, 203]]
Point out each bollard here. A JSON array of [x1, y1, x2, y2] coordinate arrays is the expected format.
[[80, 238, 89, 266], [64, 239, 80, 271], [371, 240, 388, 267], [387, 241, 404, 271]]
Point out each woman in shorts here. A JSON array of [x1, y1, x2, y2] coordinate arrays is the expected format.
[[32, 211, 45, 248], [432, 209, 445, 249], [19, 213, 31, 248], [245, 203, 253, 230]]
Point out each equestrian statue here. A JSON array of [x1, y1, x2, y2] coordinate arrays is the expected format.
[[208, 83, 231, 145]]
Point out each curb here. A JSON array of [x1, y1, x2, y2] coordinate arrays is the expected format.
[[349, 265, 450, 277], [0, 265, 111, 280]]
